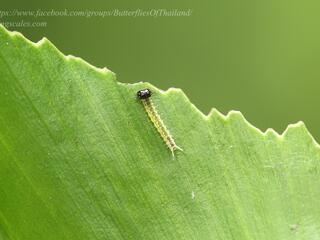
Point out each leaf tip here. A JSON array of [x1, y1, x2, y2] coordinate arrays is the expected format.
[[265, 128, 281, 138], [281, 121, 320, 147]]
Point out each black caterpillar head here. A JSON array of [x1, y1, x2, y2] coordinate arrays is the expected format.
[[137, 89, 152, 99]]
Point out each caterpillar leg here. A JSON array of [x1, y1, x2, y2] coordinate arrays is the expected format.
[[170, 145, 183, 159], [170, 148, 175, 159], [175, 145, 183, 152]]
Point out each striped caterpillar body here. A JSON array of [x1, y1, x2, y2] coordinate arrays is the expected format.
[[137, 89, 183, 158]]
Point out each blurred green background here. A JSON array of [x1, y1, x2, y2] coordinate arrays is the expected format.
[[1, 0, 319, 140]]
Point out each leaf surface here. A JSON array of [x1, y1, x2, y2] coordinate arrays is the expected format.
[[0, 25, 320, 240]]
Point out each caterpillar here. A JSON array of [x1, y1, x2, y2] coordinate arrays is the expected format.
[[137, 89, 183, 158]]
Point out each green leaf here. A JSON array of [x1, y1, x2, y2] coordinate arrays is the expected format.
[[1, 25, 320, 240]]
